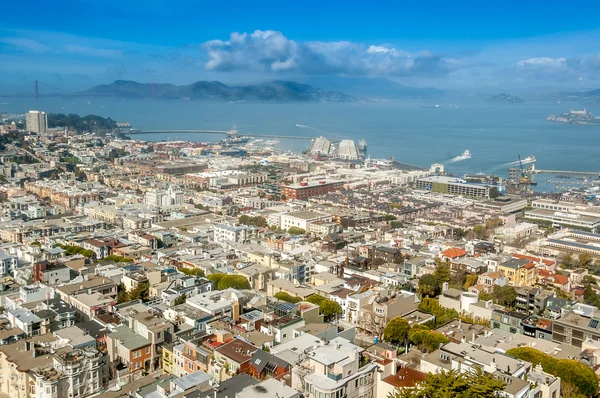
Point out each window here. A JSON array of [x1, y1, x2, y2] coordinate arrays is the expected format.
[[282, 333, 287, 339], [146, 347, 151, 355]]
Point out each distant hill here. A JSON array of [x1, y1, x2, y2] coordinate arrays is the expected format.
[[558, 88, 600, 103], [486, 93, 523, 104], [77, 80, 359, 102], [303, 76, 444, 99]]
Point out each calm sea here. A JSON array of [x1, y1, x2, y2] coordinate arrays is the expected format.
[[2, 97, 599, 192]]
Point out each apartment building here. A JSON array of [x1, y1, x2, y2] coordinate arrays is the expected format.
[[33, 348, 107, 398], [497, 258, 536, 287], [274, 335, 377, 398]]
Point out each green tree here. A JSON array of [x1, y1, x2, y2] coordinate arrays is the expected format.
[[418, 297, 458, 327], [583, 283, 600, 308], [392, 369, 504, 398], [492, 285, 517, 307], [383, 317, 410, 344], [450, 269, 467, 289], [507, 347, 599, 397], [129, 281, 150, 301], [274, 292, 302, 304], [578, 252, 593, 268], [288, 226, 306, 235], [208, 274, 251, 290], [178, 267, 205, 277], [583, 275, 597, 285], [473, 225, 488, 239], [116, 282, 129, 304], [207, 273, 224, 287], [559, 253, 574, 269], [433, 261, 451, 284], [306, 295, 327, 306], [319, 299, 342, 320], [417, 274, 440, 298], [174, 295, 187, 305], [464, 274, 478, 290], [479, 291, 493, 301], [238, 215, 268, 228]]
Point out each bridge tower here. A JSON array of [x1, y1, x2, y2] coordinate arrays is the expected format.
[[35, 80, 39, 101]]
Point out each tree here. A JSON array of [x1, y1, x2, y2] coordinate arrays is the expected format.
[[433, 261, 450, 284], [383, 317, 410, 344], [507, 347, 599, 397], [207, 273, 225, 287], [178, 267, 205, 278], [583, 283, 600, 308], [583, 275, 597, 285], [473, 225, 488, 239], [129, 281, 150, 301], [174, 295, 187, 305], [117, 283, 129, 304], [274, 292, 302, 304], [238, 215, 268, 228], [209, 274, 251, 290], [391, 368, 504, 398], [489, 186, 499, 199], [306, 295, 326, 306], [418, 297, 458, 327], [288, 226, 306, 235], [450, 269, 467, 289], [320, 300, 342, 320], [559, 253, 574, 269], [464, 274, 478, 290], [492, 285, 517, 307], [372, 257, 386, 266], [578, 252, 593, 268], [417, 274, 440, 298]]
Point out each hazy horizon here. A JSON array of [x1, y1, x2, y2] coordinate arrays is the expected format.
[[2, 1, 600, 93]]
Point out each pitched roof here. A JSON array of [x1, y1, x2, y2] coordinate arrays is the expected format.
[[441, 248, 467, 258], [249, 349, 291, 373], [215, 338, 258, 364]]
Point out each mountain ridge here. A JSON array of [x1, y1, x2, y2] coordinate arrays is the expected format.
[[77, 80, 359, 102]]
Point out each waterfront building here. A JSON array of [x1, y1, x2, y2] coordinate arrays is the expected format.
[[415, 176, 491, 198]]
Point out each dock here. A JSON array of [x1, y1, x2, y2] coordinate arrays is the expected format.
[[536, 169, 600, 177]]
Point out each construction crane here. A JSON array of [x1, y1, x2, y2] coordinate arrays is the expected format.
[[517, 154, 531, 193]]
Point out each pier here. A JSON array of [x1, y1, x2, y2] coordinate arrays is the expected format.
[[536, 169, 600, 177], [130, 130, 312, 140]]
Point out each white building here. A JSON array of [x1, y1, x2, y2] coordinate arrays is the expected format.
[[145, 185, 184, 208], [281, 211, 332, 231], [213, 223, 255, 243], [33, 348, 106, 398], [26, 110, 47, 134], [273, 335, 377, 398]]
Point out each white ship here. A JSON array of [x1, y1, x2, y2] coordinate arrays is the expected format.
[[523, 155, 536, 163], [461, 150, 471, 159]]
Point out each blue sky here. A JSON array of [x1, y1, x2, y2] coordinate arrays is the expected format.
[[1, 0, 600, 91]]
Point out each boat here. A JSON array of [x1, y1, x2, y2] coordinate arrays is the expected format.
[[461, 150, 471, 159], [220, 136, 251, 146], [523, 155, 536, 163]]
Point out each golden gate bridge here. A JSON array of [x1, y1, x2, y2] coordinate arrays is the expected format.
[[0, 80, 161, 101]]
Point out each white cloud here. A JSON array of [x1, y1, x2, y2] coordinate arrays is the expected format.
[[64, 44, 123, 58], [0, 38, 50, 53], [203, 30, 455, 78], [517, 57, 568, 69]]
